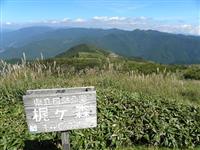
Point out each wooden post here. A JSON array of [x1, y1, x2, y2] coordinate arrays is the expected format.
[[23, 87, 97, 149], [61, 131, 70, 150]]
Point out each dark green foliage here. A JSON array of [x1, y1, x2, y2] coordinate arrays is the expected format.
[[180, 90, 200, 103], [45, 52, 188, 76], [70, 89, 200, 149], [183, 67, 200, 80], [2, 58, 22, 64], [1, 86, 200, 149], [122, 62, 189, 75]]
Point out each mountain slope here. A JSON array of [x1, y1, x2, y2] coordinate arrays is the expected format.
[[1, 27, 200, 64], [0, 26, 54, 48], [55, 44, 111, 58]]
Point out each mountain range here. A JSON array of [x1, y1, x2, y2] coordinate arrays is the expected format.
[[0, 26, 200, 64]]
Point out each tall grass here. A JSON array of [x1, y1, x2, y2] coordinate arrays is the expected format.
[[0, 58, 199, 105], [0, 59, 200, 149]]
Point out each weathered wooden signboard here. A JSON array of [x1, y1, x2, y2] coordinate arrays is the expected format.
[[23, 86, 97, 133]]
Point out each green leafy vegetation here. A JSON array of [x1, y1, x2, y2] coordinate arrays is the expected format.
[[0, 55, 200, 149], [183, 66, 200, 80]]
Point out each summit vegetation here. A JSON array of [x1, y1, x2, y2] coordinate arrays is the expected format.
[[0, 44, 200, 150]]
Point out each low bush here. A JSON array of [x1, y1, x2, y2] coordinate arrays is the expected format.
[[1, 87, 200, 149], [71, 89, 200, 149], [183, 67, 200, 80]]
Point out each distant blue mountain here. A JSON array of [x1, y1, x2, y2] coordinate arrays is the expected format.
[[0, 26, 200, 64]]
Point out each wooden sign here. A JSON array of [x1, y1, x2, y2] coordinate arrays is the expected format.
[[23, 86, 97, 133]]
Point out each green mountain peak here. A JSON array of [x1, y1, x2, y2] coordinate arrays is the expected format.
[[55, 44, 111, 58]]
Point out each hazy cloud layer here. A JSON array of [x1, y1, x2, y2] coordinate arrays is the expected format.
[[3, 16, 200, 35]]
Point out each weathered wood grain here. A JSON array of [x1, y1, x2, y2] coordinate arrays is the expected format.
[[61, 132, 70, 150], [26, 86, 95, 95], [23, 87, 97, 133]]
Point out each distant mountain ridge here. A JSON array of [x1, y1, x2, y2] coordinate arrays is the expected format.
[[0, 26, 200, 64]]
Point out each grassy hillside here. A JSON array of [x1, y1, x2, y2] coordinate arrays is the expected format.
[[0, 50, 200, 150], [44, 44, 199, 81], [55, 44, 111, 58]]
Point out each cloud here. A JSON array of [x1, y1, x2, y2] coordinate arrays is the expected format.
[[73, 18, 86, 23], [62, 18, 70, 22], [5, 22, 12, 25], [2, 16, 200, 35], [51, 20, 59, 24], [93, 16, 126, 21], [91, 16, 200, 35]]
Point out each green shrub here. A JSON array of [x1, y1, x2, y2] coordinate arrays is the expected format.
[[71, 89, 200, 149], [183, 67, 200, 80], [1, 87, 200, 149]]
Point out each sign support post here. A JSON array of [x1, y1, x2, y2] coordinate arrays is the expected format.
[[61, 131, 70, 150]]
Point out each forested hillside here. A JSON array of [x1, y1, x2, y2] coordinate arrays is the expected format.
[[1, 27, 200, 64]]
